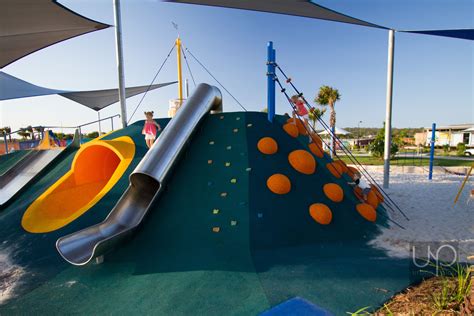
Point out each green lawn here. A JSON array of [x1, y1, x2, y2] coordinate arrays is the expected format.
[[339, 156, 473, 167]]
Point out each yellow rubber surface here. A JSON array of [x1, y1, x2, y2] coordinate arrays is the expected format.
[[22, 136, 135, 233]]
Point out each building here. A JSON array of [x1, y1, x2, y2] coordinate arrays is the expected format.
[[415, 123, 474, 147]]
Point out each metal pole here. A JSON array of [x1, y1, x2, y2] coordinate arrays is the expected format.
[[111, 117, 114, 131], [113, 0, 127, 128], [429, 123, 436, 180], [176, 37, 183, 106], [185, 78, 189, 98], [267, 41, 276, 123], [383, 29, 395, 188], [3, 135, 8, 154], [98, 111, 102, 134]]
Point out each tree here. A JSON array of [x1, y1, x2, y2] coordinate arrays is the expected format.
[[17, 128, 30, 140], [86, 131, 99, 139], [315, 85, 341, 153], [368, 123, 399, 158], [308, 107, 326, 130]]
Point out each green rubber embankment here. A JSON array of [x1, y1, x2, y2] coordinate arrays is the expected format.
[[0, 113, 415, 315], [0, 149, 32, 176]]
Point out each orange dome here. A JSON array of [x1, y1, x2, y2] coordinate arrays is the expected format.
[[283, 123, 299, 138], [309, 203, 333, 225], [347, 166, 360, 180], [356, 203, 377, 222], [267, 174, 291, 194], [287, 118, 308, 135], [309, 132, 323, 146], [366, 190, 380, 209], [323, 183, 344, 202], [308, 142, 324, 158], [326, 162, 343, 178], [257, 137, 278, 155], [333, 160, 349, 173], [288, 150, 316, 175], [353, 186, 364, 201], [370, 184, 384, 202]]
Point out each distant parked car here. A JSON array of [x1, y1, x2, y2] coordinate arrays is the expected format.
[[465, 148, 474, 156]]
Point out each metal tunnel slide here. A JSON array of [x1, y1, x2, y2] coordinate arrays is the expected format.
[[56, 83, 223, 265], [0, 130, 80, 208]]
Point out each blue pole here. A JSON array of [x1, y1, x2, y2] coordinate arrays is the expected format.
[[428, 123, 436, 180], [267, 41, 276, 123]]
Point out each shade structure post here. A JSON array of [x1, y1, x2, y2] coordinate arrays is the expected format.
[[111, 117, 114, 131], [383, 29, 395, 188], [113, 0, 127, 128], [267, 41, 276, 123], [176, 37, 184, 105], [3, 134, 8, 154], [98, 111, 102, 134], [429, 123, 436, 180]]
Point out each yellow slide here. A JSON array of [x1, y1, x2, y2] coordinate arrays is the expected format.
[[22, 136, 135, 233]]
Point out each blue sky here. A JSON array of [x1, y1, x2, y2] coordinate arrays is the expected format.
[[1, 0, 472, 133]]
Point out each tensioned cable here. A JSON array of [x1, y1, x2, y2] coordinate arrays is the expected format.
[[128, 43, 176, 124], [274, 64, 409, 221], [181, 45, 196, 88], [185, 47, 248, 112], [273, 74, 406, 230]]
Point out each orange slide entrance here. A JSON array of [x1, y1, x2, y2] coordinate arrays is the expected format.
[[22, 136, 135, 233]]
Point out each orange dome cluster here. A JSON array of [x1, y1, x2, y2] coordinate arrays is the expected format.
[[283, 123, 299, 138], [257, 137, 278, 155], [326, 162, 343, 178], [286, 118, 307, 135], [288, 150, 316, 175], [356, 203, 377, 222], [309, 203, 332, 225], [267, 173, 291, 195], [323, 183, 344, 202], [309, 132, 322, 146]]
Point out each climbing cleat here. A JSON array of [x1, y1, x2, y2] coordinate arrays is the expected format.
[[230, 178, 237, 184], [230, 220, 237, 226], [212, 209, 220, 214], [212, 227, 220, 233], [225, 162, 231, 167], [208, 160, 213, 164]]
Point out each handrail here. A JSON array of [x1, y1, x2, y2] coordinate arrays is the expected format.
[[1, 114, 121, 154]]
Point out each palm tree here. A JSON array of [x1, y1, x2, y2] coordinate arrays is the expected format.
[[308, 107, 326, 130], [5, 127, 11, 143], [315, 85, 341, 154]]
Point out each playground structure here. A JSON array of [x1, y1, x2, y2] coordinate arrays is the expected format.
[[1, 1, 472, 314], [0, 130, 80, 208]]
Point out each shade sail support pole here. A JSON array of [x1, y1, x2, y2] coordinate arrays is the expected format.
[[113, 0, 127, 128], [383, 29, 395, 188]]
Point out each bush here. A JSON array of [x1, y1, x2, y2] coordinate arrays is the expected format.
[[368, 123, 399, 158], [456, 143, 466, 156], [442, 144, 450, 154]]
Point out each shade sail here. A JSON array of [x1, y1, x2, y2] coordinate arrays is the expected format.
[[59, 82, 177, 110], [0, 71, 177, 110], [0, 0, 110, 68], [0, 71, 67, 100], [400, 29, 474, 41], [165, 0, 386, 29]]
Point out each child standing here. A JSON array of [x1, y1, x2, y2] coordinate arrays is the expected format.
[[142, 111, 162, 148], [291, 95, 310, 140]]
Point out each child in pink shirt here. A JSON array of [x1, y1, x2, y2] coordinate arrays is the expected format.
[[142, 111, 162, 148], [291, 95, 310, 137]]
